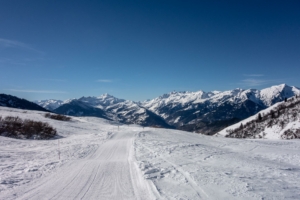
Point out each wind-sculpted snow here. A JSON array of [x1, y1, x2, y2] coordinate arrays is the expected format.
[[135, 129, 300, 199]]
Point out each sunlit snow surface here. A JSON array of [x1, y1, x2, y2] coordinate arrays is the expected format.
[[1, 106, 300, 199]]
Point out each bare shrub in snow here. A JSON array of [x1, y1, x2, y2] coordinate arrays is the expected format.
[[45, 113, 71, 121], [0, 116, 57, 139]]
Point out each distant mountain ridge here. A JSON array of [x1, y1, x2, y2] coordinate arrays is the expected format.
[[79, 94, 126, 109], [141, 84, 300, 134], [34, 99, 64, 111], [36, 84, 300, 133], [44, 94, 172, 128], [53, 99, 109, 119]]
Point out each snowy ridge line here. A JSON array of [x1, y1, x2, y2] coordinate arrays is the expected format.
[[137, 131, 210, 199]]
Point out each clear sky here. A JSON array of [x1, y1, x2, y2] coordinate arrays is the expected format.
[[0, 0, 299, 101]]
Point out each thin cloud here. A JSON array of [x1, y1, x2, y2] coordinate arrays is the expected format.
[[240, 78, 284, 87], [96, 79, 113, 83], [0, 38, 44, 55], [241, 79, 269, 86], [6, 89, 67, 94], [243, 74, 264, 77]]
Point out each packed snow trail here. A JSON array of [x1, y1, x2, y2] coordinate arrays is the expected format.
[[3, 130, 154, 200]]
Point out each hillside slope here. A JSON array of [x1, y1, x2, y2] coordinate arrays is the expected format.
[[217, 96, 300, 139], [0, 94, 49, 112]]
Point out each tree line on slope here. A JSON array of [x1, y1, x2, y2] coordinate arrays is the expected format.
[[225, 96, 300, 139]]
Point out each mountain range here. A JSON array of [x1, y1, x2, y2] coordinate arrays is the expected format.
[[2, 84, 299, 134], [142, 84, 300, 134]]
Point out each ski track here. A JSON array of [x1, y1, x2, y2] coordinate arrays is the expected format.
[[1, 130, 154, 200], [139, 142, 209, 199]]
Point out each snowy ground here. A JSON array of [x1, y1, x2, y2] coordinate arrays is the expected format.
[[1, 107, 300, 199], [135, 129, 300, 199]]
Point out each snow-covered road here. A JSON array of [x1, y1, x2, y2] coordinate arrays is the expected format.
[[2, 130, 154, 200]]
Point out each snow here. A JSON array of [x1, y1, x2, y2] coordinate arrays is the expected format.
[[0, 107, 154, 199], [143, 84, 300, 114], [260, 84, 300, 106], [217, 102, 282, 137], [135, 129, 300, 199], [1, 106, 300, 199], [217, 97, 300, 139], [35, 99, 64, 110], [143, 90, 208, 112], [173, 116, 181, 123]]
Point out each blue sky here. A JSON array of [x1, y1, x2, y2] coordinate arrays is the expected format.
[[0, 0, 299, 101]]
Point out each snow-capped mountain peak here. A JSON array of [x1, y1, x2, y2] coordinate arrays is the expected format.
[[35, 99, 64, 111], [141, 84, 300, 134], [260, 84, 300, 106], [78, 94, 125, 109]]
